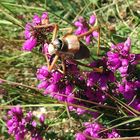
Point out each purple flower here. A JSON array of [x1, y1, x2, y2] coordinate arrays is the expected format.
[[92, 31, 99, 38], [15, 134, 25, 140], [37, 63, 80, 103], [36, 66, 49, 81], [82, 122, 101, 138], [117, 80, 140, 102], [129, 54, 136, 63], [75, 26, 83, 35], [85, 35, 92, 45], [31, 136, 43, 140], [76, 105, 86, 115], [6, 107, 27, 140], [65, 85, 73, 95], [41, 12, 49, 25], [25, 111, 33, 122], [83, 122, 101, 132], [107, 52, 121, 71], [121, 59, 129, 66], [135, 54, 140, 61], [67, 94, 75, 103], [123, 37, 131, 53], [118, 66, 128, 77], [22, 12, 52, 52], [74, 15, 98, 44], [42, 43, 49, 54], [24, 23, 32, 39], [107, 37, 140, 79], [52, 71, 63, 83], [75, 133, 87, 140], [22, 37, 37, 51], [37, 81, 49, 89], [74, 21, 83, 27], [41, 12, 48, 20], [75, 121, 121, 139], [89, 15, 96, 25], [44, 84, 58, 95], [32, 121, 37, 127], [39, 115, 45, 123], [87, 72, 100, 87], [33, 14, 41, 24], [7, 107, 47, 140], [99, 74, 108, 90], [129, 99, 140, 111], [87, 58, 115, 90], [107, 130, 120, 138]]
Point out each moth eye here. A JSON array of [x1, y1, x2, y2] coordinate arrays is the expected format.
[[48, 44, 56, 55], [53, 39, 59, 45], [53, 39, 63, 50]]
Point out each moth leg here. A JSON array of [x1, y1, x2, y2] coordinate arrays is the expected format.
[[44, 54, 50, 69], [61, 27, 73, 37], [52, 24, 59, 42], [61, 56, 66, 74], [34, 23, 57, 29], [77, 26, 100, 56], [70, 59, 103, 73], [77, 26, 99, 39], [34, 23, 58, 42], [97, 27, 100, 56], [36, 23, 59, 71], [46, 24, 59, 71], [48, 54, 59, 71]]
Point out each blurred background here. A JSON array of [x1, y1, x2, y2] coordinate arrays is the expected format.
[[0, 0, 140, 139]]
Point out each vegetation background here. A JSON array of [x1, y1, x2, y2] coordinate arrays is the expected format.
[[0, 0, 140, 139]]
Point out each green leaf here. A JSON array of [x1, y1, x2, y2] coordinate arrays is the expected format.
[[89, 0, 98, 4], [0, 20, 13, 25], [0, 8, 24, 28]]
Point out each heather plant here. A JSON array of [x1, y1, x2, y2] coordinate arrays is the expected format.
[[0, 1, 140, 140], [6, 107, 47, 140]]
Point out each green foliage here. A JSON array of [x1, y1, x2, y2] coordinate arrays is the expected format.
[[0, 0, 140, 139]]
